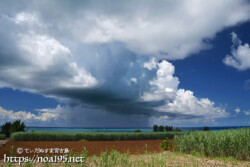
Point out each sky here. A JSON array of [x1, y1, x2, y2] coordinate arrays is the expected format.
[[0, 0, 250, 127]]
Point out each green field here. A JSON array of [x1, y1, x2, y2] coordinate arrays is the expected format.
[[174, 128, 250, 160], [10, 131, 184, 141]]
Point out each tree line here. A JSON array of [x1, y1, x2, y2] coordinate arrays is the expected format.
[[153, 125, 181, 132], [153, 125, 210, 132], [1, 120, 25, 137]]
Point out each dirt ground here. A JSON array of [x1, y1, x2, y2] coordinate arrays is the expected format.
[[0, 140, 163, 159]]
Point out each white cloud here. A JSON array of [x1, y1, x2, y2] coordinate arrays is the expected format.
[[235, 107, 241, 113], [143, 58, 157, 70], [70, 0, 250, 59], [0, 106, 59, 124], [141, 60, 179, 101], [223, 32, 250, 70], [0, 13, 98, 93], [13, 12, 44, 28], [150, 61, 179, 91], [156, 89, 226, 117], [244, 110, 250, 115], [130, 78, 137, 84], [142, 60, 227, 121]]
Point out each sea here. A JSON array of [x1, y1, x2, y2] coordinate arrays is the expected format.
[[21, 126, 249, 133]]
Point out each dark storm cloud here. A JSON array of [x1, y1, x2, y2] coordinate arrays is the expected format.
[[44, 87, 205, 123], [46, 87, 159, 116]]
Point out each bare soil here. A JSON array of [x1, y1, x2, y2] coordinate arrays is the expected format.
[[0, 139, 163, 159]]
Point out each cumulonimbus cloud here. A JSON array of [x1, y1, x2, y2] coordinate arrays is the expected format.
[[142, 60, 227, 123], [0, 0, 249, 126]]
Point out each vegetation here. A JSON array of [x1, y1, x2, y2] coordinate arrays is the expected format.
[[79, 139, 88, 142], [134, 129, 142, 133], [89, 150, 175, 167], [158, 126, 164, 132], [153, 125, 182, 132], [160, 138, 173, 151], [0, 134, 6, 140], [1, 122, 11, 137], [153, 125, 158, 132], [4, 128, 250, 166], [86, 150, 249, 167], [203, 126, 210, 131], [175, 127, 182, 132], [10, 131, 184, 141], [165, 126, 173, 131], [1, 120, 25, 137], [44, 148, 249, 167], [3, 148, 249, 167], [174, 128, 250, 160]]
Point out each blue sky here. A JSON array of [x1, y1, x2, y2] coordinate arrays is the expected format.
[[172, 22, 250, 126], [0, 0, 250, 127]]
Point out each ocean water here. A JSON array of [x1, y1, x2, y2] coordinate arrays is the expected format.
[[23, 126, 250, 132]]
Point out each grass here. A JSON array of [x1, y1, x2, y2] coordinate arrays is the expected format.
[[78, 143, 250, 167], [79, 139, 88, 142], [174, 128, 250, 161], [2, 150, 249, 167], [54, 149, 249, 167], [160, 138, 174, 151], [10, 131, 184, 141], [0, 134, 6, 140]]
